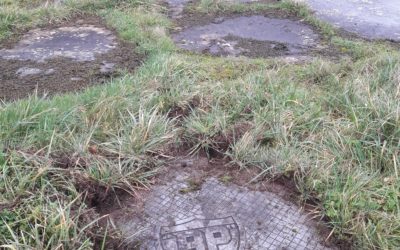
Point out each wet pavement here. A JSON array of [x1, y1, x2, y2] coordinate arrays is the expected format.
[[173, 15, 319, 57], [300, 0, 400, 41], [116, 171, 332, 249], [0, 26, 117, 62]]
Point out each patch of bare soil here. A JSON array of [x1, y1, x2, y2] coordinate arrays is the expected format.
[[167, 95, 201, 120], [0, 16, 143, 102], [50, 157, 143, 248]]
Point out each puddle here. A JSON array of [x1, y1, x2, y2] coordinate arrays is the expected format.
[[173, 15, 320, 57], [300, 0, 400, 41], [112, 167, 334, 249], [0, 21, 142, 101]]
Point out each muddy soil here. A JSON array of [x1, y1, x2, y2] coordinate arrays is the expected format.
[[171, 9, 339, 59], [0, 17, 143, 102]]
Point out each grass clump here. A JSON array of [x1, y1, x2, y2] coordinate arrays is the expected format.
[[1, 0, 400, 249]]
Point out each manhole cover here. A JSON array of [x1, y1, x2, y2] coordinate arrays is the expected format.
[[117, 174, 333, 249], [172, 15, 319, 57]]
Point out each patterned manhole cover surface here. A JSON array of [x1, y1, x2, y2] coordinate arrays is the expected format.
[[118, 173, 332, 250]]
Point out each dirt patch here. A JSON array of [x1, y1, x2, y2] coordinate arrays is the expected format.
[[167, 95, 201, 120], [171, 9, 340, 59], [0, 16, 143, 102]]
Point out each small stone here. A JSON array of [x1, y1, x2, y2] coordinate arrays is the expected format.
[[53, 0, 66, 6], [16, 67, 42, 78], [179, 159, 193, 168], [70, 77, 83, 81], [213, 17, 225, 24], [44, 69, 55, 75], [272, 43, 288, 50], [100, 61, 116, 74]]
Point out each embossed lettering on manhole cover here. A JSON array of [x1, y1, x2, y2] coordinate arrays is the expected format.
[[160, 217, 240, 250]]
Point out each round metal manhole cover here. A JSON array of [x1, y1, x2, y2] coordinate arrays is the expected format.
[[116, 174, 333, 250]]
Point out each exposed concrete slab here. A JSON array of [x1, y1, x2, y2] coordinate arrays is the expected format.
[[116, 171, 333, 249], [173, 15, 319, 57], [299, 0, 400, 41], [0, 26, 117, 62]]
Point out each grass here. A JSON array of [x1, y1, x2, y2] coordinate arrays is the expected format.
[[0, 0, 399, 249]]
